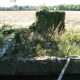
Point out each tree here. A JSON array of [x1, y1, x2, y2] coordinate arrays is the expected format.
[[18, 6, 23, 10], [76, 6, 80, 11], [1, 7, 5, 11], [72, 5, 76, 10]]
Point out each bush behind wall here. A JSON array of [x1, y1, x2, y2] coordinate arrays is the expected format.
[[30, 10, 65, 35]]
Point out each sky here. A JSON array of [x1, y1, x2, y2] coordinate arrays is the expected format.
[[0, 0, 80, 7]]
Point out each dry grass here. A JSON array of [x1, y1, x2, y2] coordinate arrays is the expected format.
[[0, 11, 80, 28]]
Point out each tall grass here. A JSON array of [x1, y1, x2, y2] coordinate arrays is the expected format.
[[57, 26, 80, 57]]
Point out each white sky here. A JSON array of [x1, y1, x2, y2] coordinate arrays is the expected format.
[[0, 0, 80, 7]]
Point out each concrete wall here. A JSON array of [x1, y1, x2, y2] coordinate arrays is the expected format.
[[0, 57, 80, 75], [0, 38, 16, 57]]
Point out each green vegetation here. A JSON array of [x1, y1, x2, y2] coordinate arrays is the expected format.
[[36, 5, 50, 12], [0, 32, 4, 42], [1, 24, 14, 34], [58, 29, 80, 57], [1, 5, 80, 60], [0, 4, 80, 11], [0, 24, 15, 48], [30, 6, 65, 37], [3, 26, 80, 60]]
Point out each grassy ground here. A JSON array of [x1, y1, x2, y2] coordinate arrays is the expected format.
[[58, 26, 80, 57], [2, 25, 80, 60]]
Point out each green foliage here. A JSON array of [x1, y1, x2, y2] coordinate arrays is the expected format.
[[14, 29, 21, 43], [30, 10, 65, 38], [14, 28, 32, 50], [60, 32, 80, 44], [10, 27, 59, 57], [37, 5, 50, 12], [1, 24, 12, 30], [3, 26, 80, 58], [0, 4, 80, 11], [1, 24, 14, 34], [0, 33, 4, 42], [58, 30, 80, 57], [56, 4, 80, 11]]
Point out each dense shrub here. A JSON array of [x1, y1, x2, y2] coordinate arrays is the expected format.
[[30, 6, 65, 39]]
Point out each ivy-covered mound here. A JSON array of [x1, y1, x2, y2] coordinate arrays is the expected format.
[[30, 5, 65, 35]]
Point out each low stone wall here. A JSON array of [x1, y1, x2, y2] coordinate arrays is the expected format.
[[0, 57, 80, 75], [66, 58, 80, 74]]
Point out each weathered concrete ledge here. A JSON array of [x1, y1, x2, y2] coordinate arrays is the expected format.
[[0, 34, 15, 57], [0, 56, 80, 75]]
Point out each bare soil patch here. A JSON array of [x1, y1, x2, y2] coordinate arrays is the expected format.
[[0, 11, 80, 28], [0, 11, 36, 27], [65, 11, 80, 27]]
